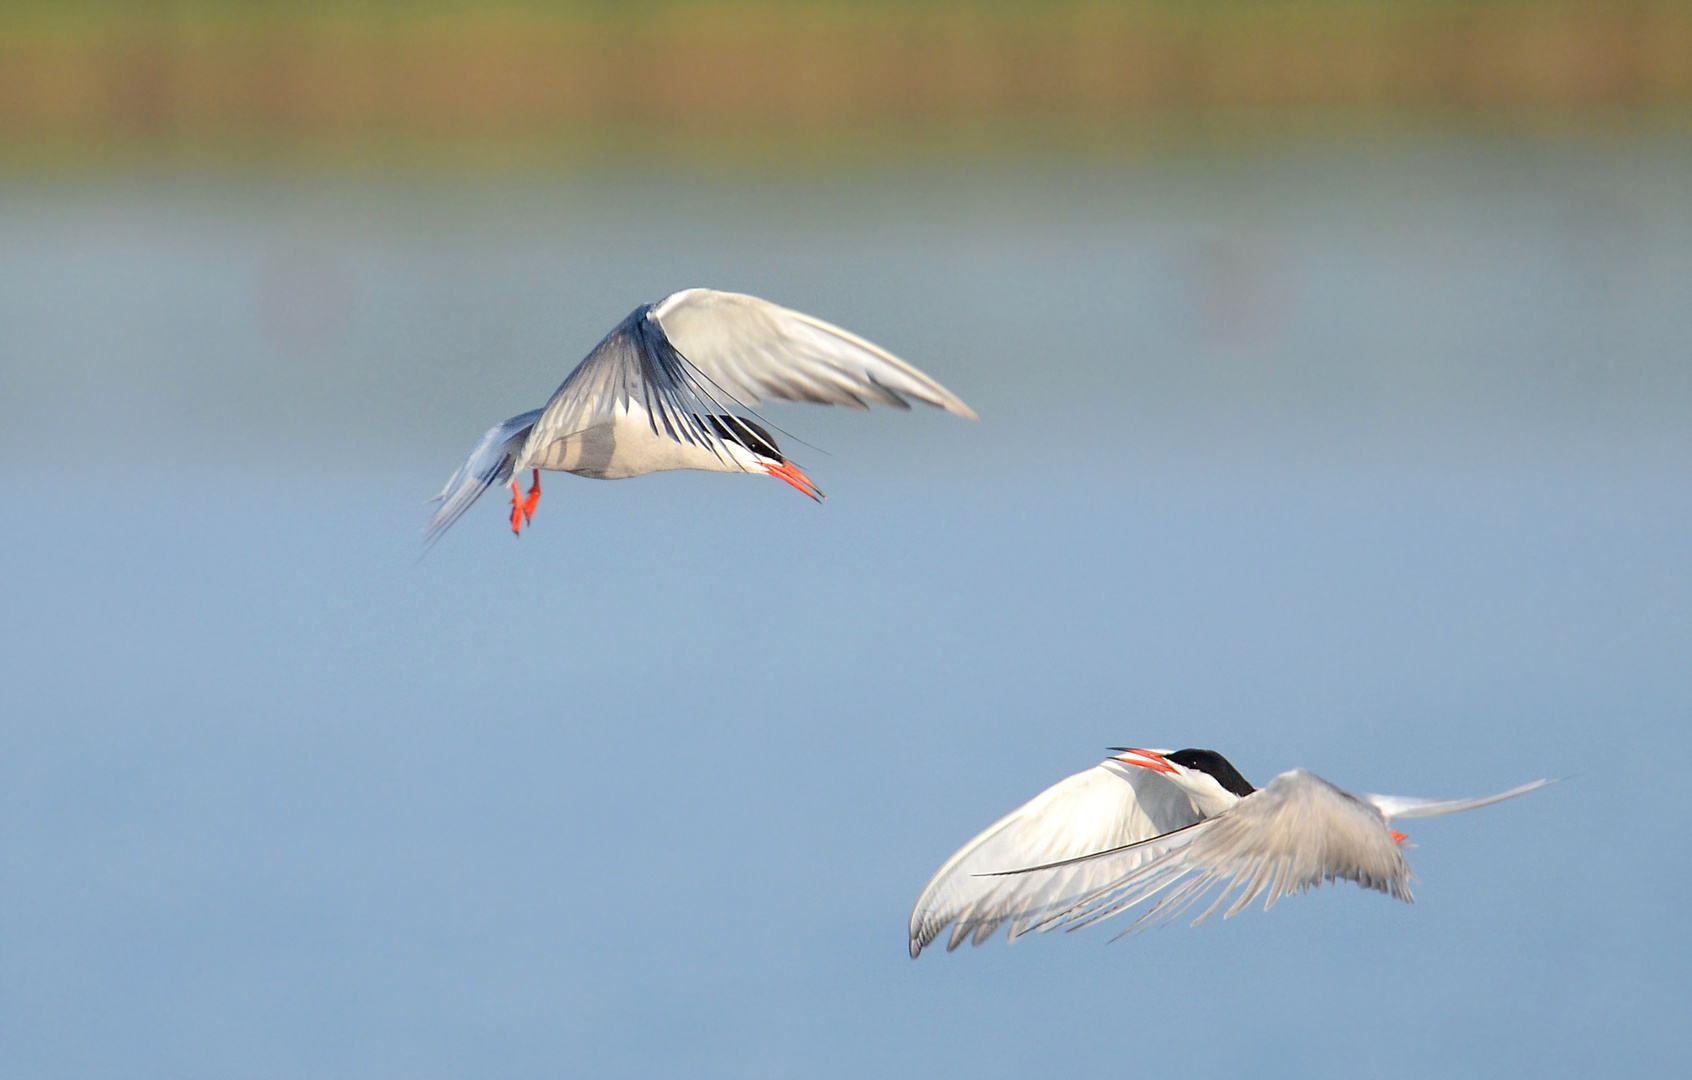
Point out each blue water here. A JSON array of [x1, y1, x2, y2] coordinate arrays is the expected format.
[[1, 138, 1688, 1078]]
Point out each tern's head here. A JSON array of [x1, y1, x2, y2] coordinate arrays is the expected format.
[[1110, 747, 1257, 815], [700, 414, 785, 465], [696, 413, 824, 499]]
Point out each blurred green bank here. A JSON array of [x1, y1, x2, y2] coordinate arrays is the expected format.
[[3, 1, 1689, 167]]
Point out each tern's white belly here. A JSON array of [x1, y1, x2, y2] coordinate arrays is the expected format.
[[526, 405, 755, 479]]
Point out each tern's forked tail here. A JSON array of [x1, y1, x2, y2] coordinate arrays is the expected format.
[[423, 408, 543, 551]]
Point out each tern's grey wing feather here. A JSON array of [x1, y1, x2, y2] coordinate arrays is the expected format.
[[653, 289, 977, 418], [1363, 778, 1554, 821], [525, 308, 646, 451], [523, 302, 764, 471], [423, 409, 542, 549], [1046, 769, 1414, 935], [908, 761, 1202, 958]]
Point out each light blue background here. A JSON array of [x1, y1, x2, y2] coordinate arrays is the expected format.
[[2, 138, 1688, 1077]]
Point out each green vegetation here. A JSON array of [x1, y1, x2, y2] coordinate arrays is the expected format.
[[3, 1, 1687, 169]]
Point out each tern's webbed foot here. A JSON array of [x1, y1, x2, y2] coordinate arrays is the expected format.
[[521, 470, 540, 522], [509, 470, 541, 535]]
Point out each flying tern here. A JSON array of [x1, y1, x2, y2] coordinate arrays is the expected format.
[[425, 288, 976, 546], [909, 747, 1551, 957]]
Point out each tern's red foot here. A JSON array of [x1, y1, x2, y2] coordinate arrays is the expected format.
[[509, 470, 542, 535], [521, 469, 541, 522], [1390, 830, 1409, 844], [762, 460, 824, 502]]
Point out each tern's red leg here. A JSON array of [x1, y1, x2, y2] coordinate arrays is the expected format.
[[509, 478, 524, 535]]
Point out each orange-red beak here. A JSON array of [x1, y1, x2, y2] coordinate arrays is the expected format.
[[762, 460, 824, 502], [1113, 748, 1179, 774]]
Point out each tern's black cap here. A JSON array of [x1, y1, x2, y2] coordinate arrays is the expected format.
[[1167, 749, 1256, 797]]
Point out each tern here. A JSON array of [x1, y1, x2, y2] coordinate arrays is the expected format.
[[909, 747, 1551, 957], [425, 288, 976, 545]]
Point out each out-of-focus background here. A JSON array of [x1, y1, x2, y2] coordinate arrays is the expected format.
[[1, 3, 1688, 1077]]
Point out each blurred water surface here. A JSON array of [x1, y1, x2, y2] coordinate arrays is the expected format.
[[0, 136, 1689, 1079]]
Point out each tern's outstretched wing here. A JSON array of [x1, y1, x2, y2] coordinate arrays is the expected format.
[[1038, 770, 1547, 937], [423, 409, 542, 549], [908, 760, 1202, 958], [524, 289, 976, 470], [654, 289, 977, 417], [1362, 778, 1555, 821]]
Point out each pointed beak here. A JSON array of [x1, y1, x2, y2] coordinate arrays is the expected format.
[[1111, 748, 1179, 774], [762, 460, 825, 502]]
